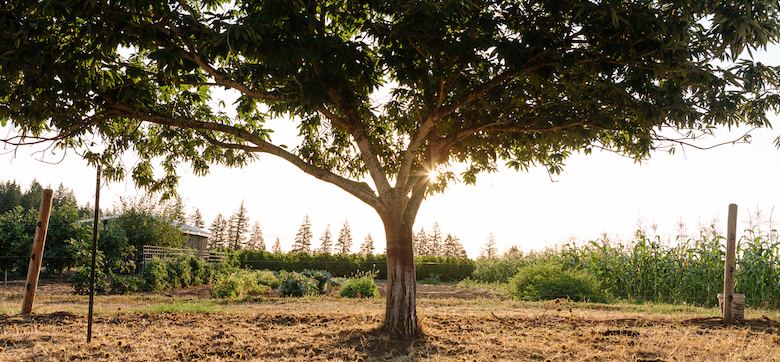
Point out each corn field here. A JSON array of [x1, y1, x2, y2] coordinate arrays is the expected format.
[[473, 217, 780, 309]]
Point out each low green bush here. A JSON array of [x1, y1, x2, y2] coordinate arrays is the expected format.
[[254, 270, 281, 288], [278, 271, 319, 297], [339, 273, 380, 298], [418, 274, 444, 285], [142, 257, 170, 292], [70, 266, 108, 295], [302, 269, 333, 294], [110, 275, 145, 294], [211, 269, 271, 299], [167, 257, 193, 288], [507, 263, 606, 302], [415, 256, 474, 281]]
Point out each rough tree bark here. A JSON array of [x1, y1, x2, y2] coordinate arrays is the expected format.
[[380, 208, 420, 337]]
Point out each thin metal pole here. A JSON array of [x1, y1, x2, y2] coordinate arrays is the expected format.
[[88, 166, 101, 343]]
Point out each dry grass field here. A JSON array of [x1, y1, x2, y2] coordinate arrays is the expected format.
[[1, 279, 780, 361]]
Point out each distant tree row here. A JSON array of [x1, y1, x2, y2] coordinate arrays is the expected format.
[[205, 200, 266, 251], [0, 182, 187, 276], [1, 179, 476, 258], [0, 179, 103, 219], [413, 222, 468, 258]]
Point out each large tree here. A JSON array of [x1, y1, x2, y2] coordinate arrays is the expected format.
[[227, 200, 250, 249], [2, 0, 780, 337], [292, 214, 314, 253]]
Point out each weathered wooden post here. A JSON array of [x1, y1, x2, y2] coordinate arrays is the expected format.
[[722, 204, 738, 325], [21, 189, 54, 315]]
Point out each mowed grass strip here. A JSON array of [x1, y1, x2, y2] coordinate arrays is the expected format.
[[1, 295, 780, 361]]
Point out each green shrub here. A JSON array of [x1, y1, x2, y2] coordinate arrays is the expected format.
[[210, 270, 271, 299], [418, 274, 444, 285], [415, 256, 474, 281], [278, 271, 319, 297], [507, 263, 606, 302], [302, 269, 333, 294], [142, 258, 169, 292], [211, 274, 242, 298], [206, 260, 236, 283], [339, 273, 380, 298], [254, 270, 281, 289], [473, 257, 529, 284], [187, 255, 209, 286], [168, 257, 193, 288], [110, 275, 145, 294], [70, 266, 108, 295]]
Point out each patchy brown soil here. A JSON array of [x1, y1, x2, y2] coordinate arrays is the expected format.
[[2, 277, 780, 361]]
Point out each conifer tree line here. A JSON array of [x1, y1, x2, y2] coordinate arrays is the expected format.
[[413, 222, 468, 258], [0, 179, 104, 219], [205, 204, 471, 257], [2, 178, 473, 257]]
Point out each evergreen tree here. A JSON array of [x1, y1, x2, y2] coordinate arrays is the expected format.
[[318, 224, 333, 253], [413, 227, 429, 256], [0, 180, 22, 214], [442, 234, 468, 258], [292, 214, 313, 253], [428, 222, 443, 257], [360, 233, 375, 255], [503, 245, 522, 259], [164, 196, 187, 223], [226, 200, 250, 250], [480, 233, 498, 259], [208, 213, 228, 249], [189, 208, 205, 229], [21, 179, 44, 210], [52, 183, 78, 210], [247, 220, 265, 251], [77, 201, 102, 220], [335, 220, 353, 254], [272, 238, 282, 253]]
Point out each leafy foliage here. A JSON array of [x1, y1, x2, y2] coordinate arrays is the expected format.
[[116, 210, 188, 254], [234, 249, 474, 281], [278, 271, 320, 297], [339, 272, 380, 299], [507, 263, 606, 302], [211, 269, 271, 299], [142, 258, 171, 292]]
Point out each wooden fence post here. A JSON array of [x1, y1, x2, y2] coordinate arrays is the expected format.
[[723, 204, 738, 325], [21, 189, 54, 315]]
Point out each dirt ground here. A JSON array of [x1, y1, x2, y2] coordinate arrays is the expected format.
[[2, 277, 780, 361]]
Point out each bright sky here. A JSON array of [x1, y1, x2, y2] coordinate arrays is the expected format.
[[2, 49, 780, 259]]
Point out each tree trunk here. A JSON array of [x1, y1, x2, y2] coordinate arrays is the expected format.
[[381, 212, 420, 337]]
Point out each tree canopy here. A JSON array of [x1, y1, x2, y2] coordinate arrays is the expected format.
[[3, 0, 780, 337]]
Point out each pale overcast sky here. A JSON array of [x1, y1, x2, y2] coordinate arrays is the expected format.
[[2, 49, 780, 258]]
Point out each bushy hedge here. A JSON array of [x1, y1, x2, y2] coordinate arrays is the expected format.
[[507, 263, 606, 302], [415, 255, 475, 281], [71, 255, 233, 295], [339, 273, 380, 298], [233, 250, 475, 281], [211, 269, 274, 298]]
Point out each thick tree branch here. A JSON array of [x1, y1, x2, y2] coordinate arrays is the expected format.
[[397, 69, 518, 197], [108, 103, 381, 208], [165, 23, 289, 102], [323, 88, 394, 199]]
